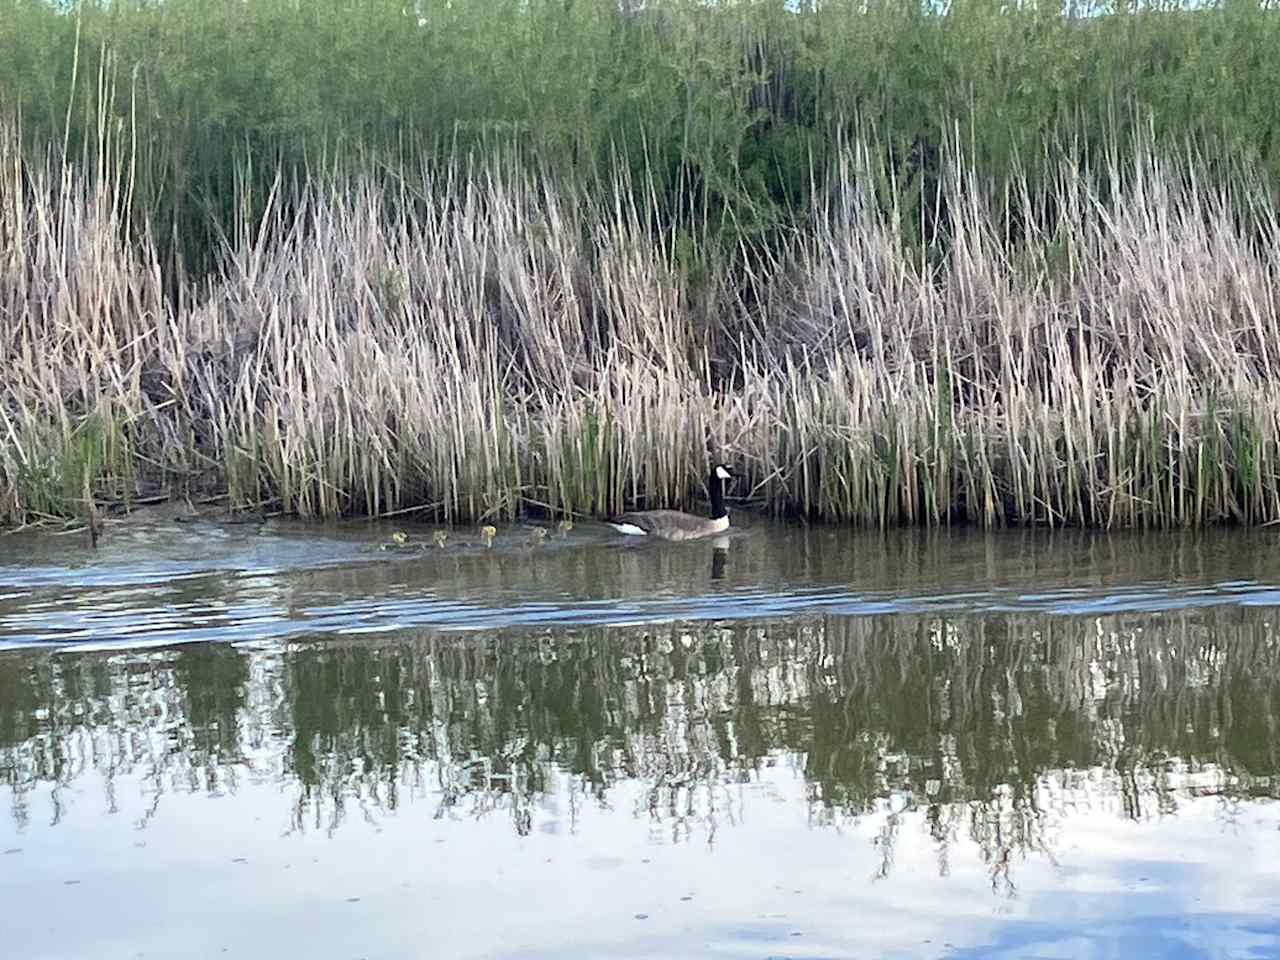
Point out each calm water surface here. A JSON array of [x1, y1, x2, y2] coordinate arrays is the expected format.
[[3, 516, 1280, 959]]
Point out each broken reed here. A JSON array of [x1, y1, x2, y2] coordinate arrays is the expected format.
[[4, 123, 1280, 529]]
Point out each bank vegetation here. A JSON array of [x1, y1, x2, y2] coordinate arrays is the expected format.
[[4, 0, 1280, 528]]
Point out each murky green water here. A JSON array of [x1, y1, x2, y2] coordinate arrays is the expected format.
[[3, 517, 1280, 959]]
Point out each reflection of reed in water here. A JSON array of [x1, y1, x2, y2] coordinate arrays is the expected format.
[[0, 645, 250, 832], [3, 607, 1280, 878]]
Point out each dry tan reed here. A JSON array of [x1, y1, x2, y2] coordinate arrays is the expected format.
[[4, 121, 1280, 528]]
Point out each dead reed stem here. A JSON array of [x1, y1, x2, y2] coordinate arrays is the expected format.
[[4, 121, 1280, 528]]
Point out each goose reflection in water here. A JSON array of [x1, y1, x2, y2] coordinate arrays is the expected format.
[[711, 534, 730, 581]]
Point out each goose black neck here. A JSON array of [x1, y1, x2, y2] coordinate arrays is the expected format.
[[709, 472, 727, 520]]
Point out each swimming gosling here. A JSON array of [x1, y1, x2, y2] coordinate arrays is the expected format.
[[480, 525, 497, 547], [606, 465, 734, 541]]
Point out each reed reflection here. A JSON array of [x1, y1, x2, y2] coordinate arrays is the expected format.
[[3, 606, 1278, 882]]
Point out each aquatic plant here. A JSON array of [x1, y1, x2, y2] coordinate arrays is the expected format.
[[5, 0, 1280, 528], [5, 115, 1280, 528], [6, 1, 1280, 273]]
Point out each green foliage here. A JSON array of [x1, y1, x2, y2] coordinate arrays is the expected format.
[[5, 0, 1280, 271]]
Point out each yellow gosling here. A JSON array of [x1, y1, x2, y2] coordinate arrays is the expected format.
[[432, 529, 449, 548], [480, 525, 497, 547], [557, 518, 574, 538]]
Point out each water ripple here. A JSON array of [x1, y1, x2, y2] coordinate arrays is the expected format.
[[5, 522, 1280, 651]]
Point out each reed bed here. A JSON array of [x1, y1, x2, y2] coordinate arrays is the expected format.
[[4, 117, 1280, 528], [10, 1, 1280, 278]]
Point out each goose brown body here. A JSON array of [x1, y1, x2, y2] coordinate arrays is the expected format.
[[607, 465, 734, 541]]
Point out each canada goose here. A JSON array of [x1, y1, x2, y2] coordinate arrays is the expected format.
[[607, 464, 734, 541], [83, 478, 103, 550], [86, 505, 104, 550]]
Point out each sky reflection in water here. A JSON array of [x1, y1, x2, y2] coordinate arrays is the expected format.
[[2, 520, 1280, 958]]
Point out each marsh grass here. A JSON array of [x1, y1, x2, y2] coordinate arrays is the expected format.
[[5, 113, 1280, 529], [10, 1, 1280, 277]]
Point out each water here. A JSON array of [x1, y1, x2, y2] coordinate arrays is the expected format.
[[3, 516, 1280, 959]]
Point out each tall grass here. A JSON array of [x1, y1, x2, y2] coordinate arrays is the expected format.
[[5, 114, 1280, 528], [6, 1, 1280, 270], [6, 1, 1280, 528]]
